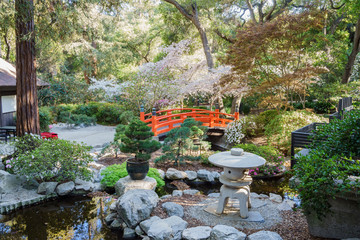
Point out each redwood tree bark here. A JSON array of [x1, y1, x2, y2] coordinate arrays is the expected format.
[[15, 0, 40, 136], [342, 15, 360, 84]]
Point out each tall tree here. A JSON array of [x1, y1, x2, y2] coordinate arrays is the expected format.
[[15, 0, 40, 136]]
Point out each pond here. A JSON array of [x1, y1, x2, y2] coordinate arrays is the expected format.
[[0, 177, 292, 240]]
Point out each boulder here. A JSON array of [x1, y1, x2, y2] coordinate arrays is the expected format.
[[247, 231, 283, 240], [183, 189, 199, 195], [56, 181, 75, 196], [123, 227, 136, 239], [197, 169, 214, 182], [182, 226, 212, 240], [210, 225, 246, 240], [140, 216, 161, 234], [115, 176, 157, 196], [166, 168, 187, 180], [0, 159, 4, 170], [105, 213, 117, 225], [157, 169, 165, 179], [172, 190, 183, 197], [269, 193, 282, 203], [162, 202, 184, 217], [135, 225, 145, 236], [161, 194, 172, 200], [88, 162, 105, 170], [185, 171, 197, 181], [117, 189, 159, 228], [0, 170, 25, 194], [110, 219, 123, 230], [147, 216, 188, 240], [208, 193, 220, 198], [147, 220, 173, 240], [211, 171, 221, 180], [37, 182, 58, 195], [74, 178, 94, 192]]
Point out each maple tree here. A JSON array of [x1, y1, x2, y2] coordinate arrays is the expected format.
[[225, 10, 328, 110]]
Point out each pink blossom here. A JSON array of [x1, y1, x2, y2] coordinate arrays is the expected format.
[[254, 172, 257, 175], [6, 165, 11, 168], [6, 160, 10, 164], [256, 168, 259, 171]]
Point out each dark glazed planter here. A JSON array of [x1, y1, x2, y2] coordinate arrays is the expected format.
[[126, 158, 149, 180]]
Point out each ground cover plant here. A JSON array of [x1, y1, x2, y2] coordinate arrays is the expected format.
[[294, 110, 360, 219], [100, 163, 164, 188]]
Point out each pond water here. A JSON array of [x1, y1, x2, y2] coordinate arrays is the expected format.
[[0, 196, 122, 240], [0, 177, 291, 240]]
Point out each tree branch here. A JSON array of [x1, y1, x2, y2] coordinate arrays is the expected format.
[[163, 0, 193, 20], [214, 29, 234, 43], [246, 0, 257, 23], [329, 0, 345, 10]]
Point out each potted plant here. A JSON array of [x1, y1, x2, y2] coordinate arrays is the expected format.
[[120, 119, 161, 180], [293, 109, 360, 239]]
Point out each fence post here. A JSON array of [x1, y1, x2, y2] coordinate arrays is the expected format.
[[140, 105, 145, 122], [215, 105, 219, 125], [151, 108, 157, 136], [234, 104, 239, 120]]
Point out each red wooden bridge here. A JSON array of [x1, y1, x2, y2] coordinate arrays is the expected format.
[[140, 107, 240, 136]]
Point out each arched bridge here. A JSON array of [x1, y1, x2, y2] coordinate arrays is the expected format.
[[140, 107, 240, 137]]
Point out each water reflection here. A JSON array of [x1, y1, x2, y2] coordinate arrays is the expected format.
[[0, 196, 121, 240]]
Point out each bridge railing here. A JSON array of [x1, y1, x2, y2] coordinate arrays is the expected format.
[[140, 106, 240, 136]]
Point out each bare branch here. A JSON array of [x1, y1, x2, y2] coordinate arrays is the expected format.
[[329, 0, 345, 10], [245, 0, 257, 23], [214, 29, 235, 43]]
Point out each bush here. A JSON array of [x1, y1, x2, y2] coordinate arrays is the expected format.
[[234, 143, 285, 176], [39, 107, 54, 132], [62, 113, 97, 127], [254, 110, 280, 133], [96, 103, 123, 125], [294, 111, 360, 219], [264, 110, 326, 154], [100, 163, 165, 188], [8, 135, 92, 183], [313, 101, 336, 114]]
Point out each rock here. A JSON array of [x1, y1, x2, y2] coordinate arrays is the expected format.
[[0, 160, 4, 170], [142, 237, 150, 240], [182, 226, 212, 240], [117, 189, 159, 228], [250, 198, 267, 209], [157, 169, 165, 179], [210, 225, 246, 240], [166, 216, 188, 240], [183, 189, 199, 195], [185, 171, 197, 181], [105, 213, 117, 225], [88, 162, 105, 170], [166, 168, 187, 180], [110, 219, 123, 230], [140, 216, 161, 234], [208, 193, 220, 198], [135, 225, 145, 236], [161, 194, 172, 200], [123, 227, 136, 239], [269, 193, 282, 203], [250, 192, 260, 198], [145, 216, 187, 240], [259, 194, 269, 199], [284, 199, 296, 208], [110, 202, 117, 212], [37, 182, 58, 195], [211, 171, 221, 180], [247, 231, 283, 240], [56, 181, 75, 196], [74, 179, 94, 192], [172, 190, 183, 197], [197, 169, 214, 182], [162, 202, 184, 217], [0, 170, 25, 194], [277, 201, 293, 211], [92, 183, 104, 192], [147, 220, 173, 240], [115, 176, 157, 196]]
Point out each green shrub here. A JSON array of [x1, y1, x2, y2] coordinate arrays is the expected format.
[[73, 102, 101, 117], [264, 110, 326, 154], [119, 111, 136, 125], [234, 143, 285, 176], [62, 113, 97, 126], [96, 103, 123, 125], [100, 163, 165, 188], [39, 107, 54, 132], [255, 110, 280, 131], [8, 136, 92, 183], [313, 101, 336, 114], [294, 111, 360, 219]]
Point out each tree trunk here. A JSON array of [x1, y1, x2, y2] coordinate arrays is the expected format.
[[230, 95, 242, 114], [15, 0, 40, 136], [4, 33, 11, 61], [342, 15, 360, 84]]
